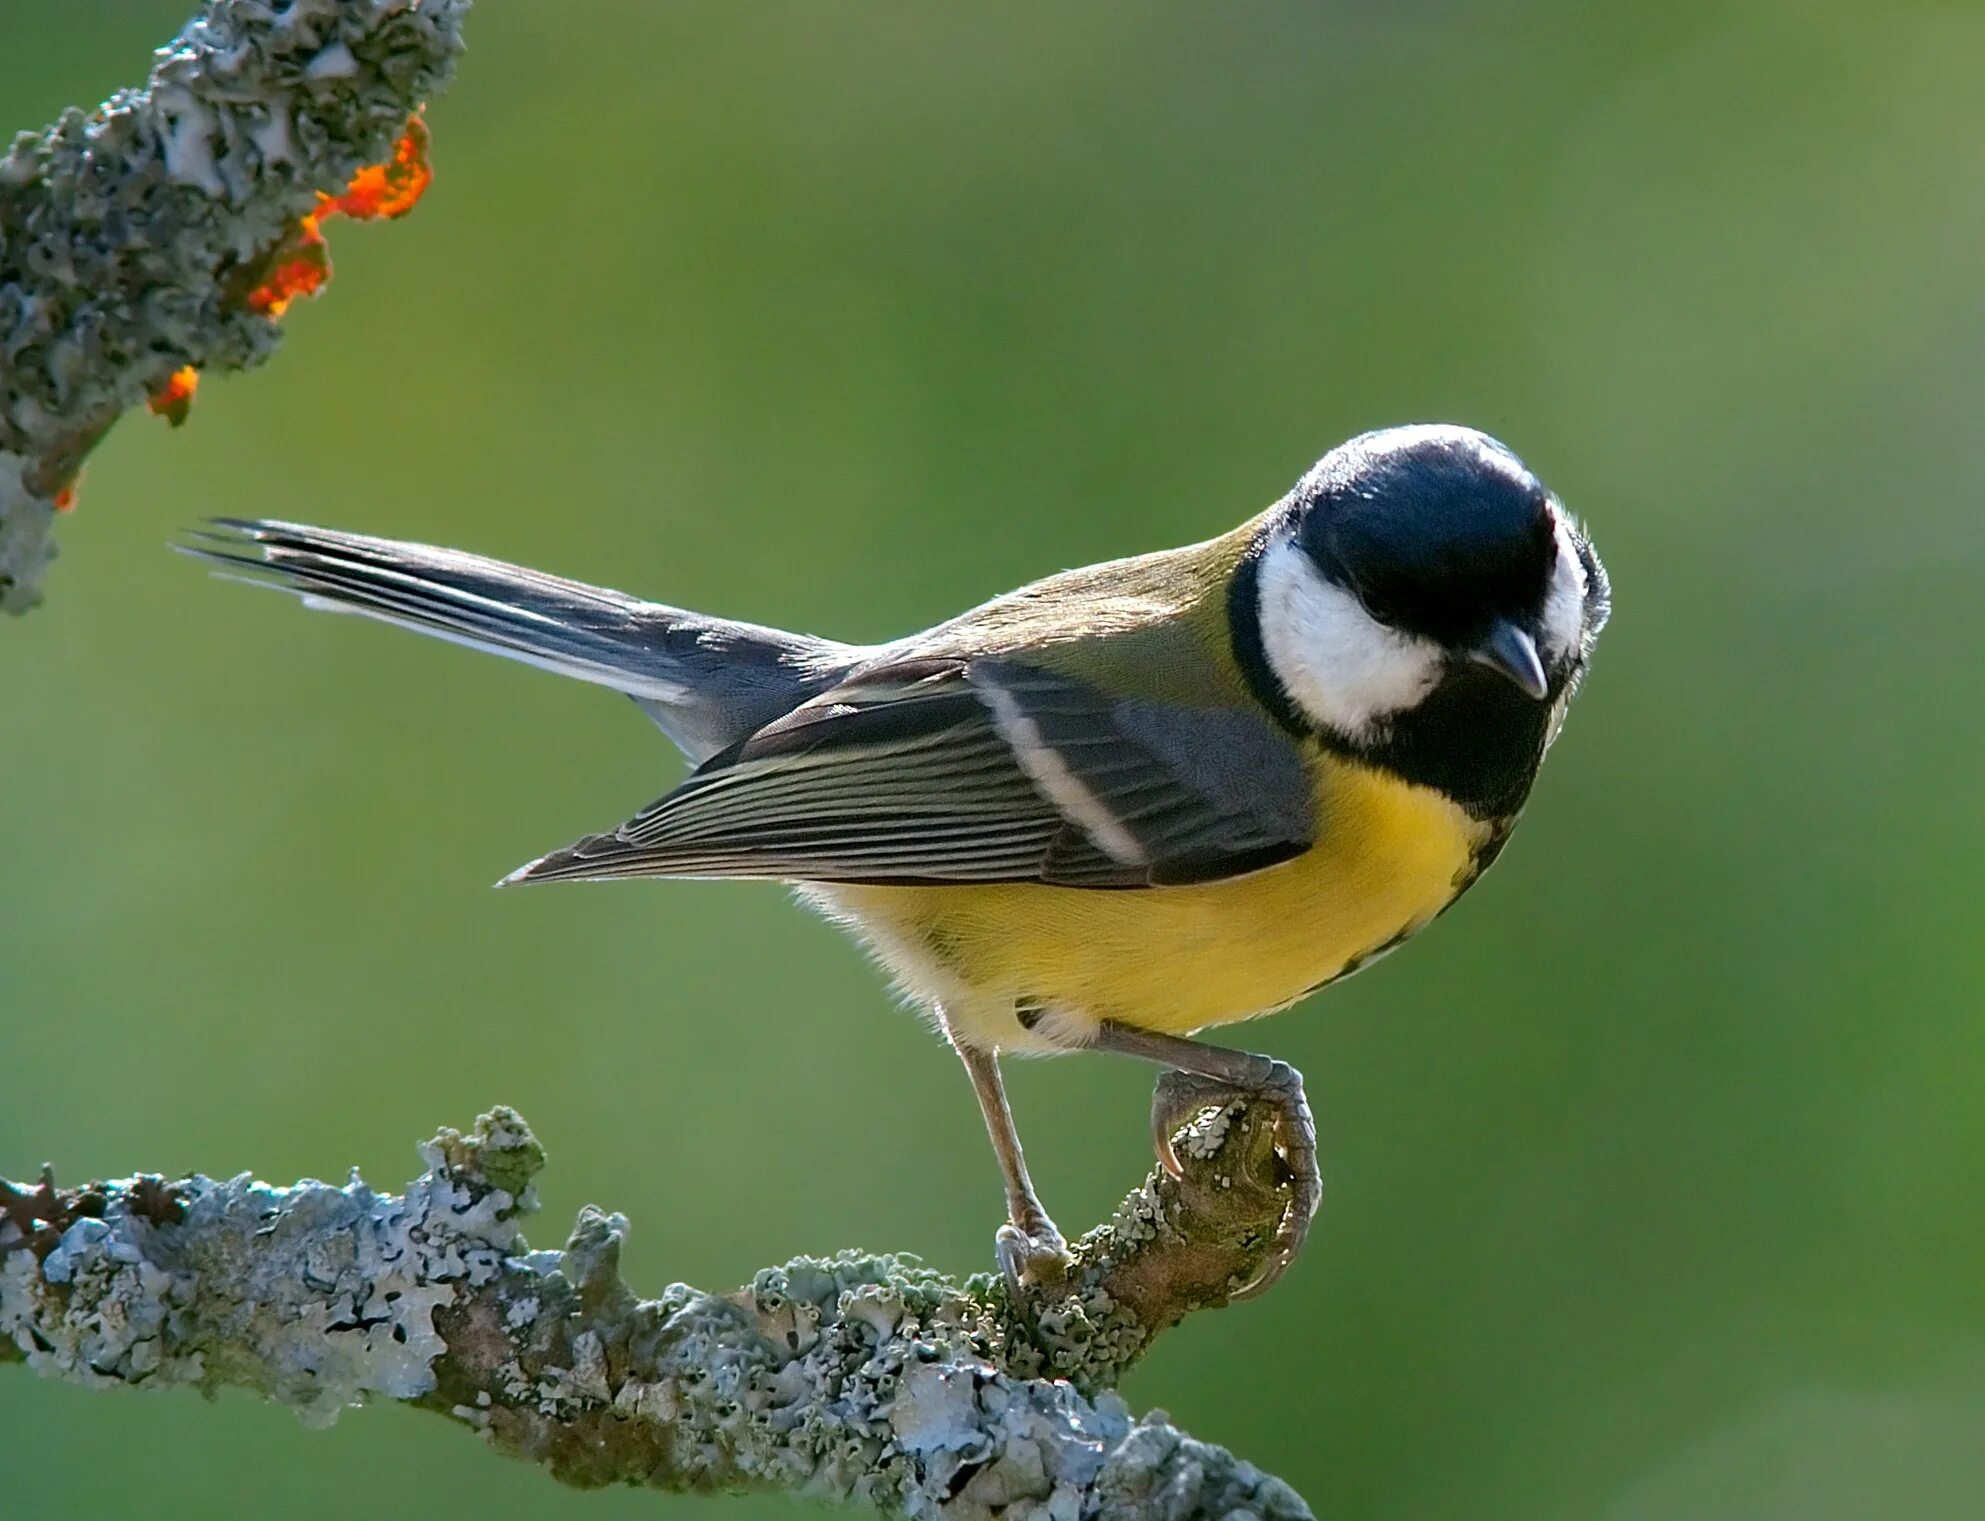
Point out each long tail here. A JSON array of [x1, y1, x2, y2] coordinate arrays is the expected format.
[[181, 518, 860, 762]]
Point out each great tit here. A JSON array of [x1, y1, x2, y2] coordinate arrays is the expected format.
[[186, 423, 1610, 1298]]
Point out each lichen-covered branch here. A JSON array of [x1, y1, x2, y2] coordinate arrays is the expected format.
[[0, 0, 469, 613], [2, 1107, 1311, 1519]]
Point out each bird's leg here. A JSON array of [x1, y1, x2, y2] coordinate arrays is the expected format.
[[1091, 1020, 1321, 1300], [948, 1030, 1072, 1296]]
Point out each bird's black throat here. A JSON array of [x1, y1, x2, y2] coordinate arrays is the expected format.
[[1227, 540, 1551, 823]]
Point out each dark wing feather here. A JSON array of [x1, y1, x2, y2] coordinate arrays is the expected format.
[[507, 657, 1313, 888]]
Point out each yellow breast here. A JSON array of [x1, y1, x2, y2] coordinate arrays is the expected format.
[[809, 752, 1491, 1053]]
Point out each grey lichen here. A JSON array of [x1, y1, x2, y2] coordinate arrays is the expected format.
[[0, 0, 469, 612], [2, 1107, 1312, 1519], [0, 1112, 530, 1425]]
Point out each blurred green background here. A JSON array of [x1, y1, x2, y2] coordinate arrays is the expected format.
[[6, 2, 1985, 1517]]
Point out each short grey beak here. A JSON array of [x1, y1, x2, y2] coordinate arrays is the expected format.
[[1468, 619, 1549, 700]]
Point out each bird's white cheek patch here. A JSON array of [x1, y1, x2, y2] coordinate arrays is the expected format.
[[1540, 507, 1589, 663], [1256, 538, 1443, 743]]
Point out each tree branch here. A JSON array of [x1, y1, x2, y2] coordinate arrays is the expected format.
[[0, 0, 469, 613], [3, 1106, 1311, 1518]]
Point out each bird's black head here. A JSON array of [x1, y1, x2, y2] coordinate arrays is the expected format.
[[1292, 424, 1558, 669], [1234, 424, 1608, 818]]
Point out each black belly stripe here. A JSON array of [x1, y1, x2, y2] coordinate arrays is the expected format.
[[1293, 924, 1420, 1001], [1285, 806, 1521, 1004]]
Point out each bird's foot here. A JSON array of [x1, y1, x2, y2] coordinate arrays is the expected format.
[[1151, 1061, 1320, 1301], [994, 1211, 1073, 1301]]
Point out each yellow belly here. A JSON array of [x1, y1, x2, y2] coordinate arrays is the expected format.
[[807, 756, 1491, 1053]]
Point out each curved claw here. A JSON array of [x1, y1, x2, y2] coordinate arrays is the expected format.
[[1150, 1070, 1244, 1178], [995, 1217, 1073, 1302], [1150, 1060, 1321, 1301]]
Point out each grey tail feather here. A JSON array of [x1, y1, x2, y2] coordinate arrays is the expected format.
[[179, 517, 860, 762], [496, 820, 803, 889], [496, 831, 657, 888]]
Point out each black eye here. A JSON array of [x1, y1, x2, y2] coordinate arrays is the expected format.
[[1354, 584, 1396, 624]]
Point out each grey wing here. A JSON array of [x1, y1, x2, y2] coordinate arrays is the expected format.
[[506, 656, 1314, 888]]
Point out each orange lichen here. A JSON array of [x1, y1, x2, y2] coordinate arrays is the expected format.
[[320, 114, 432, 222], [148, 365, 200, 427], [240, 114, 432, 319], [243, 215, 331, 317]]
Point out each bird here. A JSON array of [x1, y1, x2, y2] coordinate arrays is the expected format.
[[182, 423, 1610, 1300]]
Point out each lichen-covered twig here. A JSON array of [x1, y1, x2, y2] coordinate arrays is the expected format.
[[3, 1107, 1312, 1519], [0, 0, 469, 613]]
